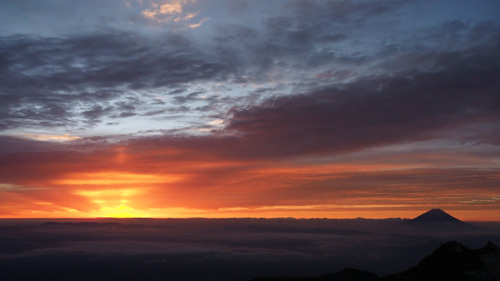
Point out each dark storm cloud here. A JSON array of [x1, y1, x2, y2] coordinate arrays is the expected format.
[[222, 43, 500, 157], [1, 24, 499, 160], [2, 1, 496, 133], [0, 32, 233, 130], [110, 39, 500, 160], [101, 40, 500, 164], [9, 36, 495, 161]]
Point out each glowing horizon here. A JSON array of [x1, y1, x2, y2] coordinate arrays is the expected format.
[[1, 0, 500, 221]]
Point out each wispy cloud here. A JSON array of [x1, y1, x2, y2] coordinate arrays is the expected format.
[[14, 133, 81, 142], [140, 0, 208, 28]]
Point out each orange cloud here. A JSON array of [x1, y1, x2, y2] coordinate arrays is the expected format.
[[141, 0, 208, 28], [53, 172, 180, 185], [0, 136, 499, 220], [14, 133, 81, 142]]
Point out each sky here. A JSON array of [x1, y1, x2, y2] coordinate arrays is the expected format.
[[0, 0, 500, 220]]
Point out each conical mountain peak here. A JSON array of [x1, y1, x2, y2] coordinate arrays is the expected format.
[[412, 209, 462, 223], [401, 209, 482, 232]]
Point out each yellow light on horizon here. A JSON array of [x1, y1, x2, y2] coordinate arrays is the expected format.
[[76, 188, 143, 198], [54, 172, 181, 185], [98, 205, 144, 218]]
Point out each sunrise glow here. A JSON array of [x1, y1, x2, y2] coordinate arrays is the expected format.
[[0, 0, 499, 221]]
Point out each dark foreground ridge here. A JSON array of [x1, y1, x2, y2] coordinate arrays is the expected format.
[[382, 241, 500, 281], [245, 241, 500, 281]]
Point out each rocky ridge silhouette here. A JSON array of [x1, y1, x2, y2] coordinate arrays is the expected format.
[[244, 241, 499, 281]]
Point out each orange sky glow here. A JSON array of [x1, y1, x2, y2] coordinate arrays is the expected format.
[[1, 0, 500, 222], [1, 142, 498, 221]]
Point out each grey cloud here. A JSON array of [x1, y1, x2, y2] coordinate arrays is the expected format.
[[220, 40, 500, 157], [94, 37, 500, 162], [286, 0, 414, 22], [0, 32, 234, 130], [4, 32, 498, 161], [82, 105, 112, 121], [2, 0, 499, 136], [211, 0, 417, 84], [172, 91, 204, 105], [0, 136, 73, 153]]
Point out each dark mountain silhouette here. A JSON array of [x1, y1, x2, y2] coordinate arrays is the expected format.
[[244, 241, 500, 281], [402, 209, 481, 232], [411, 208, 462, 223], [382, 241, 500, 281]]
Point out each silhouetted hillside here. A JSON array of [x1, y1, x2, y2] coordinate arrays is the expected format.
[[246, 241, 500, 281], [382, 241, 500, 281]]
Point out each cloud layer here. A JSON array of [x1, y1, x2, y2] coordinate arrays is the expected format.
[[1, 218, 499, 280]]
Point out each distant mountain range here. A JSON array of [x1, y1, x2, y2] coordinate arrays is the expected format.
[[244, 209, 498, 281], [245, 241, 500, 281]]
